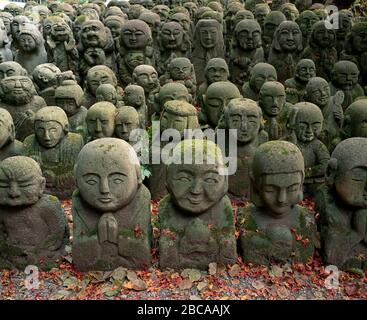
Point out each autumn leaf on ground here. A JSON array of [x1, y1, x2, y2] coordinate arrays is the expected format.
[[228, 264, 241, 277], [179, 279, 193, 290], [208, 262, 217, 275], [181, 269, 201, 282]]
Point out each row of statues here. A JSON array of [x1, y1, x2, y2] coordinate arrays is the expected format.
[[0, 0, 366, 273]]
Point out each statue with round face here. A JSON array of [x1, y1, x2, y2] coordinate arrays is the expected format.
[[183, 2, 198, 19], [86, 102, 117, 141], [0, 156, 68, 270], [159, 139, 236, 270], [254, 3, 270, 30], [280, 3, 299, 22], [268, 21, 303, 83], [233, 10, 254, 28], [271, 0, 288, 11], [170, 12, 191, 35], [203, 81, 241, 128], [95, 83, 123, 108], [152, 5, 170, 22], [330, 61, 364, 109], [262, 11, 286, 60], [340, 99, 367, 141], [296, 10, 319, 48], [105, 15, 125, 43], [72, 138, 151, 271], [139, 11, 160, 44], [242, 62, 277, 101], [237, 140, 317, 265], [155, 82, 191, 115], [4, 3, 24, 17], [316, 137, 367, 271], [115, 106, 140, 142], [0, 12, 13, 37], [0, 19, 12, 63], [123, 84, 147, 127], [120, 19, 152, 50], [284, 59, 316, 104], [10, 15, 30, 48]]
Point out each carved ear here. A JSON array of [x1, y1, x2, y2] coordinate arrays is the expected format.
[[9, 122, 15, 142], [135, 164, 142, 185], [273, 30, 281, 51], [249, 173, 264, 207], [187, 93, 192, 104], [341, 114, 352, 138], [325, 157, 338, 187], [39, 176, 46, 195]]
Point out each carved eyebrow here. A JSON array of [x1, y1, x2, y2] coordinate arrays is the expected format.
[[83, 173, 100, 178], [108, 172, 128, 177]]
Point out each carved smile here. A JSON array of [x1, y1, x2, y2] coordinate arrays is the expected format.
[[98, 197, 113, 203]]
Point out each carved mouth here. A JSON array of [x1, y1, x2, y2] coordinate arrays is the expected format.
[[188, 197, 202, 205], [98, 197, 112, 203]]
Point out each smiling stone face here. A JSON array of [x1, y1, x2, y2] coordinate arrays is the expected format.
[[120, 19, 151, 49], [160, 21, 184, 50], [259, 81, 285, 118], [294, 102, 323, 143]]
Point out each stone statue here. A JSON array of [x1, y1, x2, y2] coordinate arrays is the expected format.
[[115, 106, 141, 143], [72, 138, 151, 271], [305, 77, 344, 149], [244, 0, 266, 13], [15, 24, 47, 75], [138, 11, 160, 58], [316, 138, 367, 271], [159, 139, 237, 269], [191, 19, 225, 85], [170, 12, 193, 41], [254, 3, 270, 31], [296, 10, 319, 49], [105, 15, 126, 53], [160, 57, 196, 97], [258, 81, 291, 140], [262, 11, 286, 60], [0, 61, 28, 80], [0, 156, 68, 270], [127, 4, 145, 20], [0, 109, 24, 161], [340, 23, 367, 87], [157, 21, 190, 76], [294, 0, 312, 13], [200, 81, 241, 129], [0, 19, 13, 63], [242, 62, 277, 101], [228, 19, 264, 90], [268, 21, 303, 83], [237, 140, 317, 265], [301, 21, 338, 82], [284, 59, 316, 104], [3, 3, 24, 17], [329, 61, 365, 109], [86, 102, 117, 141], [0, 12, 13, 39], [10, 15, 30, 55], [96, 83, 125, 108], [152, 5, 170, 22], [271, 0, 289, 11], [118, 20, 154, 87], [123, 84, 148, 128], [72, 15, 90, 46], [23, 107, 84, 200], [217, 98, 268, 198], [0, 76, 46, 141], [286, 102, 330, 196], [45, 15, 79, 79], [232, 10, 255, 31], [55, 79, 88, 140], [79, 20, 116, 77], [280, 3, 299, 22], [81, 65, 123, 109]]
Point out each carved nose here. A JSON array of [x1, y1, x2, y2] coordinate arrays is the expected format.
[[190, 180, 203, 195], [99, 178, 110, 194], [44, 130, 51, 141], [277, 189, 286, 204], [8, 183, 20, 198], [95, 119, 102, 132]]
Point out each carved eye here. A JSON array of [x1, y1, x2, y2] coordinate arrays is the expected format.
[[178, 176, 190, 182], [86, 179, 97, 185], [113, 178, 124, 184], [204, 178, 217, 184], [287, 184, 299, 192]]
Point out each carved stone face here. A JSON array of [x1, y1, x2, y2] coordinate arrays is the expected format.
[[198, 21, 219, 49], [312, 21, 335, 48], [171, 13, 190, 32], [263, 12, 286, 42], [50, 18, 71, 42], [351, 23, 367, 53], [254, 5, 270, 27], [105, 18, 124, 39], [81, 20, 107, 48], [18, 33, 37, 52], [205, 82, 241, 127], [0, 110, 12, 149], [139, 12, 160, 35], [0, 76, 34, 105], [236, 20, 261, 50], [183, 2, 197, 18], [0, 157, 45, 206], [226, 99, 261, 143], [259, 82, 285, 117], [205, 58, 229, 83], [276, 22, 302, 51], [87, 68, 116, 96], [96, 84, 117, 104], [169, 58, 192, 81], [33, 64, 61, 90], [159, 83, 190, 107], [345, 101, 367, 138], [121, 20, 151, 49], [0, 14, 12, 36], [133, 65, 159, 93], [75, 139, 139, 212], [35, 120, 65, 149], [297, 11, 319, 38], [295, 59, 316, 83], [125, 51, 145, 71], [152, 5, 170, 22], [271, 0, 287, 11], [160, 22, 183, 50], [0, 62, 26, 80], [11, 16, 29, 39], [115, 108, 140, 141], [124, 85, 144, 106], [281, 4, 299, 22], [4, 4, 23, 17], [306, 78, 330, 108], [249, 63, 277, 91], [294, 102, 323, 143], [233, 10, 254, 27], [56, 98, 78, 116], [87, 103, 116, 140], [161, 109, 188, 134], [335, 12, 352, 40], [332, 61, 359, 91]]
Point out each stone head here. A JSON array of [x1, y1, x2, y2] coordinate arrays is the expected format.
[[49, 15, 72, 42], [305, 77, 330, 108], [152, 5, 170, 22], [132, 64, 159, 94], [207, 1, 223, 13], [124, 84, 145, 107], [17, 25, 44, 52], [56, 3, 76, 20], [139, 11, 160, 35], [166, 139, 228, 214], [183, 2, 198, 18], [158, 83, 191, 111], [331, 60, 359, 91], [34, 106, 69, 149], [4, 3, 24, 17], [142, 0, 154, 10], [0, 108, 15, 149], [74, 138, 141, 212], [273, 20, 303, 52], [235, 19, 262, 50], [292, 102, 323, 143], [296, 10, 319, 38], [0, 12, 13, 36], [120, 19, 152, 50], [124, 51, 145, 72], [0, 156, 46, 207], [0, 76, 35, 105], [263, 11, 286, 43], [254, 3, 270, 28], [233, 10, 254, 28], [217, 97, 263, 144], [201, 11, 223, 25], [127, 4, 145, 20], [280, 3, 299, 22], [55, 79, 84, 116], [225, 1, 244, 21], [168, 57, 194, 81], [249, 62, 277, 92], [204, 81, 241, 127], [32, 63, 61, 90], [115, 106, 140, 141], [87, 102, 117, 140], [294, 59, 316, 83], [327, 137, 367, 208], [115, 1, 131, 14], [80, 19, 107, 48], [309, 21, 336, 48], [73, 15, 90, 40], [346, 22, 367, 54], [104, 15, 125, 40], [159, 21, 184, 50], [245, 0, 266, 13], [250, 140, 304, 216], [332, 10, 353, 40], [161, 100, 199, 135], [259, 81, 285, 118], [85, 65, 117, 96], [343, 99, 367, 139], [194, 7, 213, 24], [96, 83, 117, 105], [0, 61, 28, 80], [170, 13, 191, 33], [271, 0, 288, 11], [11, 15, 30, 40], [204, 58, 229, 84], [195, 19, 222, 49], [294, 0, 312, 13], [104, 6, 125, 19]]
